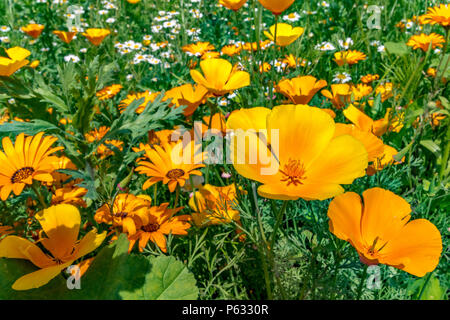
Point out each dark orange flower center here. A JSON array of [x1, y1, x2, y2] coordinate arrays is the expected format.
[[11, 167, 35, 184], [142, 222, 160, 233], [280, 159, 306, 186], [166, 169, 185, 179], [114, 211, 128, 218]]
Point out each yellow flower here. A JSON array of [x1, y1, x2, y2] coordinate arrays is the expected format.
[[406, 33, 445, 52], [219, 0, 247, 11], [227, 105, 368, 200], [51, 186, 88, 208], [29, 60, 40, 69], [276, 76, 327, 104], [264, 23, 304, 46], [367, 144, 402, 175], [333, 50, 367, 66], [189, 184, 241, 227], [85, 126, 109, 143], [164, 84, 208, 117], [374, 82, 394, 102], [95, 194, 152, 235], [82, 28, 110, 46], [0, 47, 31, 77], [328, 188, 442, 277], [334, 124, 384, 163], [96, 84, 123, 101], [127, 203, 190, 253], [0, 133, 63, 201], [0, 224, 13, 238], [119, 91, 160, 114], [21, 24, 45, 39], [190, 58, 250, 96], [221, 44, 242, 57], [351, 83, 373, 101], [343, 104, 389, 136], [136, 140, 206, 192], [321, 84, 352, 109], [0, 204, 106, 290], [258, 0, 295, 15], [421, 4, 450, 28], [361, 74, 380, 84], [52, 30, 77, 44], [182, 42, 215, 57]]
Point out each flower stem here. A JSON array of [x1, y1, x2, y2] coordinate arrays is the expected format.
[[269, 200, 288, 249], [31, 182, 47, 209], [356, 264, 369, 300]]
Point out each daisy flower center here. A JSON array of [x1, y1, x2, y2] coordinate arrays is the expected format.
[[166, 169, 185, 179], [279, 159, 307, 186], [11, 167, 35, 184], [143, 222, 160, 232]]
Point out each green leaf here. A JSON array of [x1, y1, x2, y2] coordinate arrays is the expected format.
[[0, 258, 67, 300], [121, 255, 199, 300], [420, 140, 441, 157], [0, 119, 61, 136], [385, 42, 409, 56], [70, 234, 152, 300], [408, 274, 446, 300]]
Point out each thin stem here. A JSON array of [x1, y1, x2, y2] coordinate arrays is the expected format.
[[269, 201, 288, 249], [356, 264, 369, 300], [416, 272, 432, 300], [31, 183, 47, 209]]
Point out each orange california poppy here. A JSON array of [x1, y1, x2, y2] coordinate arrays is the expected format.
[[343, 104, 389, 137], [334, 124, 384, 163], [135, 140, 206, 192], [21, 24, 45, 39], [258, 0, 295, 15], [82, 28, 110, 46], [321, 84, 352, 109], [264, 23, 304, 46], [226, 105, 368, 200], [164, 84, 208, 117], [128, 203, 190, 253], [190, 58, 250, 96], [0, 204, 106, 290], [327, 188, 442, 277], [52, 30, 77, 44], [0, 47, 31, 77], [276, 76, 327, 104], [219, 0, 247, 11], [0, 133, 63, 201]]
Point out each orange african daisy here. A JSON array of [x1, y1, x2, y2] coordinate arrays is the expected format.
[[136, 140, 206, 192], [0, 133, 63, 201], [128, 203, 190, 253]]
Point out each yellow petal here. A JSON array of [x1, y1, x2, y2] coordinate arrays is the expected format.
[[327, 192, 364, 249], [0, 235, 54, 268], [380, 219, 442, 277], [267, 105, 335, 167], [12, 262, 72, 291], [36, 204, 80, 260], [360, 188, 411, 249]]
